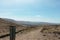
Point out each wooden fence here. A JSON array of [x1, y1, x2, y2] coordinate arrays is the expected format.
[[0, 26, 16, 40], [0, 26, 28, 40]]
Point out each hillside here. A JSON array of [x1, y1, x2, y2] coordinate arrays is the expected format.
[[0, 18, 60, 40], [0, 18, 27, 36], [1, 25, 60, 40]]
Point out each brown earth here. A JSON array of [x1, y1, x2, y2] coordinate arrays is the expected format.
[[0, 18, 60, 40], [0, 18, 27, 36]]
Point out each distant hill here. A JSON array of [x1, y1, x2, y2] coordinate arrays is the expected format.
[[1, 18, 59, 26]]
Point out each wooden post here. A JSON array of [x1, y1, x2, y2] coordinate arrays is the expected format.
[[10, 26, 16, 40]]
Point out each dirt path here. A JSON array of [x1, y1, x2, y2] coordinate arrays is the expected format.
[[1, 26, 60, 40], [16, 27, 43, 40], [16, 27, 60, 40]]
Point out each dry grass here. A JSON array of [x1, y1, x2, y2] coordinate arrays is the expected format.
[[1, 25, 60, 40], [0, 18, 60, 40], [41, 25, 60, 33]]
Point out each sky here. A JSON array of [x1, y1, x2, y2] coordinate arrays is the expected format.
[[0, 0, 60, 23]]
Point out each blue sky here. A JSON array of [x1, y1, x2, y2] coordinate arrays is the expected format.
[[0, 0, 60, 23]]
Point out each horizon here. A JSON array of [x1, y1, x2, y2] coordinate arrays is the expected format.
[[0, 17, 60, 24], [0, 0, 60, 23]]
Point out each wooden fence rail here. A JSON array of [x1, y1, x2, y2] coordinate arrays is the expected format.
[[0, 26, 16, 40], [0, 26, 27, 40]]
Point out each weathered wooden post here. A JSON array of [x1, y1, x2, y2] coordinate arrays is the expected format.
[[10, 26, 16, 40]]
